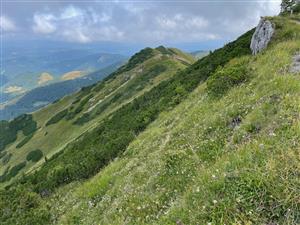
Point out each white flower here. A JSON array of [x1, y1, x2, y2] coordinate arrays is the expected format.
[[213, 200, 218, 204]]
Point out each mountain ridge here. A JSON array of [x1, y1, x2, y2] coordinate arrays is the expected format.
[[0, 46, 195, 188]]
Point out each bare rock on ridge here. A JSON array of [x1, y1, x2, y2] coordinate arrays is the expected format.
[[250, 18, 274, 55]]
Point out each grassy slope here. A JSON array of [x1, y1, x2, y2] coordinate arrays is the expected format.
[[0, 47, 194, 187], [47, 18, 300, 224]]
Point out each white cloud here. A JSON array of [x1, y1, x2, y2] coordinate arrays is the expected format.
[[32, 13, 56, 34], [61, 5, 83, 19], [24, 1, 281, 44], [62, 28, 91, 43], [0, 16, 17, 32], [156, 14, 208, 30]]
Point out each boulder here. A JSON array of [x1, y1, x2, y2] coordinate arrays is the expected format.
[[290, 54, 300, 73], [250, 18, 274, 55]]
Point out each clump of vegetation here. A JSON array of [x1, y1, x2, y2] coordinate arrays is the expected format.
[[1, 153, 12, 165], [8, 161, 26, 177], [207, 57, 250, 97], [0, 114, 37, 151], [0, 151, 7, 159], [65, 94, 94, 121], [0, 161, 26, 182], [16, 133, 35, 148], [26, 149, 43, 162], [45, 109, 68, 126]]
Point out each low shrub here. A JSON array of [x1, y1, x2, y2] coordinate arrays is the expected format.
[[26, 149, 43, 162], [16, 133, 35, 148], [207, 57, 250, 97], [9, 161, 27, 177], [0, 114, 37, 151], [0, 161, 27, 182], [2, 153, 12, 165], [46, 109, 68, 126]]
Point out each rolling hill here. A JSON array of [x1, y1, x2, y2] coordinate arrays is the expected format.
[[1, 14, 300, 225]]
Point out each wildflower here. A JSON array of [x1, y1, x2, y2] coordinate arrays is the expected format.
[[213, 200, 217, 204]]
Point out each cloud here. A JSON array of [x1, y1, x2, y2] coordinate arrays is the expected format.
[[3, 1, 282, 44], [156, 14, 208, 30], [62, 28, 91, 43], [32, 13, 56, 34], [0, 16, 17, 32]]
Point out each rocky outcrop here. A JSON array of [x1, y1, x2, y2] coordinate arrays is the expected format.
[[290, 54, 300, 73], [250, 18, 274, 55]]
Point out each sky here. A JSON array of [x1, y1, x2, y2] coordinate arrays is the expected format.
[[0, 0, 281, 53]]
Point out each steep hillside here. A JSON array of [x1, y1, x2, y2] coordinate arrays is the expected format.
[[50, 38, 300, 224], [1, 15, 300, 225], [0, 46, 195, 187], [48, 16, 300, 225]]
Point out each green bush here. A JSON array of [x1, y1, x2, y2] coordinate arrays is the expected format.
[[0, 161, 27, 182], [16, 133, 35, 148], [2, 153, 12, 165], [293, 3, 300, 13], [9, 161, 26, 177], [207, 57, 250, 97], [0, 114, 37, 151], [45, 109, 68, 126], [26, 149, 43, 162], [66, 94, 94, 121]]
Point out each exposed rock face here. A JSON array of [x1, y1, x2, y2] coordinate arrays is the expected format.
[[250, 18, 274, 55], [290, 54, 300, 73]]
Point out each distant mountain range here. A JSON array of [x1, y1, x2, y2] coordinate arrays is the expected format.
[[1, 44, 127, 104], [0, 62, 123, 120]]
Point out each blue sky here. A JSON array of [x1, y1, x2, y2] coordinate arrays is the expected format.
[[1, 0, 281, 53]]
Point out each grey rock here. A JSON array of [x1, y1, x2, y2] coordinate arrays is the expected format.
[[250, 18, 274, 55], [290, 54, 300, 73]]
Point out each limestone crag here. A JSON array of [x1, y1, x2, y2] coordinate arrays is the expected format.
[[250, 18, 274, 55]]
